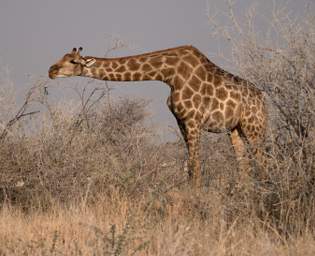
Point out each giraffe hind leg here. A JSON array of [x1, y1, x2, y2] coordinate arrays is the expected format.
[[239, 121, 267, 180], [229, 128, 251, 184], [230, 119, 268, 189]]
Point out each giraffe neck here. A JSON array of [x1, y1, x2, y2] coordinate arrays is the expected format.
[[81, 57, 176, 83], [80, 46, 192, 88]]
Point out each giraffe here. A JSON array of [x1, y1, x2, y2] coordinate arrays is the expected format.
[[48, 45, 267, 188]]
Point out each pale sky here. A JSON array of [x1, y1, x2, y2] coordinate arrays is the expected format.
[[0, 0, 313, 139]]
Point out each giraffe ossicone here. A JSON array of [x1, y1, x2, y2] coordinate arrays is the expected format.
[[49, 45, 267, 188]]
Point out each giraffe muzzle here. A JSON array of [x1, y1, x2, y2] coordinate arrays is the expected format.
[[48, 65, 59, 79]]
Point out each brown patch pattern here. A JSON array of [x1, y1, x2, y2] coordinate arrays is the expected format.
[[124, 72, 131, 80], [213, 75, 222, 87], [127, 59, 140, 71], [183, 55, 199, 67], [182, 86, 194, 100], [166, 57, 179, 66], [195, 66, 206, 80], [189, 76, 201, 91], [133, 72, 142, 80], [216, 87, 228, 101], [178, 62, 192, 80], [184, 100, 193, 108], [142, 64, 152, 72], [116, 66, 126, 72], [192, 94, 202, 108]]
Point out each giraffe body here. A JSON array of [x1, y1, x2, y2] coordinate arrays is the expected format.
[[49, 46, 267, 187]]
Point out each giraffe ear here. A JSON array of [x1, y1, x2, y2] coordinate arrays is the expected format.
[[85, 58, 96, 67]]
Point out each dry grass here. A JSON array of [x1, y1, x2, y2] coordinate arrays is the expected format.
[[0, 2, 315, 255], [1, 191, 315, 256]]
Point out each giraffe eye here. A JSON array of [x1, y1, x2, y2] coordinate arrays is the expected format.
[[70, 60, 77, 64]]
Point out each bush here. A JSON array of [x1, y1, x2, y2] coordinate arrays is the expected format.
[[0, 83, 186, 209], [208, 0, 315, 234]]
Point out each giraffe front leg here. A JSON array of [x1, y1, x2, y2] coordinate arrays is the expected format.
[[167, 96, 201, 188], [175, 120, 201, 187], [167, 96, 190, 176], [186, 130, 201, 188]]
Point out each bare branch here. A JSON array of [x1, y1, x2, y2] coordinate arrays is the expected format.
[[0, 84, 42, 141]]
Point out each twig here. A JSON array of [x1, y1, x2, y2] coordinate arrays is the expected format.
[[0, 85, 41, 142]]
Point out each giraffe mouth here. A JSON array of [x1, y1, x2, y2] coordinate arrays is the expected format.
[[53, 74, 68, 78], [49, 73, 57, 79], [48, 69, 69, 79]]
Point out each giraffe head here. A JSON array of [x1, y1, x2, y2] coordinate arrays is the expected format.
[[48, 47, 96, 79]]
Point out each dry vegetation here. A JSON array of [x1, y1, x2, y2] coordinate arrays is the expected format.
[[0, 2, 315, 255]]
